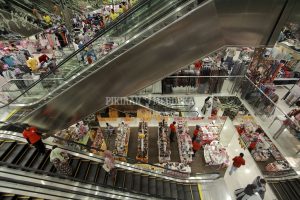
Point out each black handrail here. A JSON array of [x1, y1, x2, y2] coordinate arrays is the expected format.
[[0, 0, 152, 109]]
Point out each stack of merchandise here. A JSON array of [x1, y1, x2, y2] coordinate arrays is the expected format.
[[114, 122, 130, 161], [236, 121, 294, 174], [91, 128, 107, 156], [136, 121, 149, 162], [203, 140, 229, 166], [161, 162, 191, 174], [200, 124, 220, 146], [176, 121, 193, 163], [158, 120, 171, 163]]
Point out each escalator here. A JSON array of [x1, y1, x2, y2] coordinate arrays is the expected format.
[[0, 135, 203, 200], [0, 0, 296, 131], [0, 192, 46, 200], [269, 178, 300, 200]]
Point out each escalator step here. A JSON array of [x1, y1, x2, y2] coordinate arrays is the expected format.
[[0, 141, 16, 160], [148, 177, 156, 195], [191, 185, 201, 200], [30, 150, 50, 170], [163, 181, 171, 198], [4, 143, 27, 164], [106, 173, 115, 187], [141, 175, 149, 194], [115, 170, 125, 188], [184, 185, 193, 200], [281, 181, 297, 199], [132, 173, 141, 192], [288, 180, 300, 197], [156, 179, 163, 197], [43, 159, 54, 173], [170, 182, 178, 199], [69, 158, 80, 177], [75, 160, 90, 180], [124, 172, 133, 190], [85, 162, 99, 183], [96, 166, 107, 185], [177, 184, 184, 200], [18, 147, 37, 167]]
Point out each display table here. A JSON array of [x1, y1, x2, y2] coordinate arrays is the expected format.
[[114, 123, 130, 161], [200, 124, 220, 147], [160, 162, 191, 173], [157, 120, 171, 163], [203, 140, 229, 166], [177, 121, 193, 163], [91, 128, 107, 156], [136, 121, 148, 163]]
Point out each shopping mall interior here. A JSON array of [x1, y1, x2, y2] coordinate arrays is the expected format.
[[0, 0, 299, 199]]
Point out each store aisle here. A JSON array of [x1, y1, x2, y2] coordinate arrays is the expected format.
[[223, 118, 278, 200], [148, 127, 159, 163]]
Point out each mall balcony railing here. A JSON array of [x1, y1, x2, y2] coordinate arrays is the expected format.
[[0, 0, 205, 110], [0, 127, 221, 182]]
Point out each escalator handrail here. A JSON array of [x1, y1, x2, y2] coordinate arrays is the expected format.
[[0, 0, 153, 109], [0, 128, 221, 179], [0, 162, 150, 199]]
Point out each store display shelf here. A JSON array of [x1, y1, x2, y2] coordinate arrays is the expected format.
[[136, 121, 148, 163], [157, 120, 171, 163], [176, 121, 193, 163], [114, 122, 130, 161]]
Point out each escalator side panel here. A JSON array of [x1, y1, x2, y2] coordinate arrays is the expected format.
[[124, 172, 133, 190], [156, 179, 163, 197], [163, 181, 171, 198]]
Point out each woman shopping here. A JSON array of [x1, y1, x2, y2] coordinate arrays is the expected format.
[[50, 145, 73, 176]]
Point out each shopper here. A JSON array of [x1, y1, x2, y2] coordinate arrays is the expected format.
[[105, 123, 115, 137], [273, 108, 300, 139], [252, 176, 266, 199], [109, 9, 119, 21], [50, 145, 72, 176], [192, 125, 201, 142], [103, 150, 115, 182], [169, 121, 176, 142], [248, 137, 258, 153], [229, 153, 245, 175], [22, 125, 46, 154], [235, 184, 261, 200], [192, 138, 201, 157], [201, 97, 211, 115]]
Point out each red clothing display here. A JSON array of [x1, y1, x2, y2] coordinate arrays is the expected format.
[[170, 124, 176, 132], [232, 156, 245, 168], [22, 127, 41, 144]]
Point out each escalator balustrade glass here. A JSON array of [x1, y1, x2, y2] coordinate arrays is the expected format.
[[0, 0, 200, 110]]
